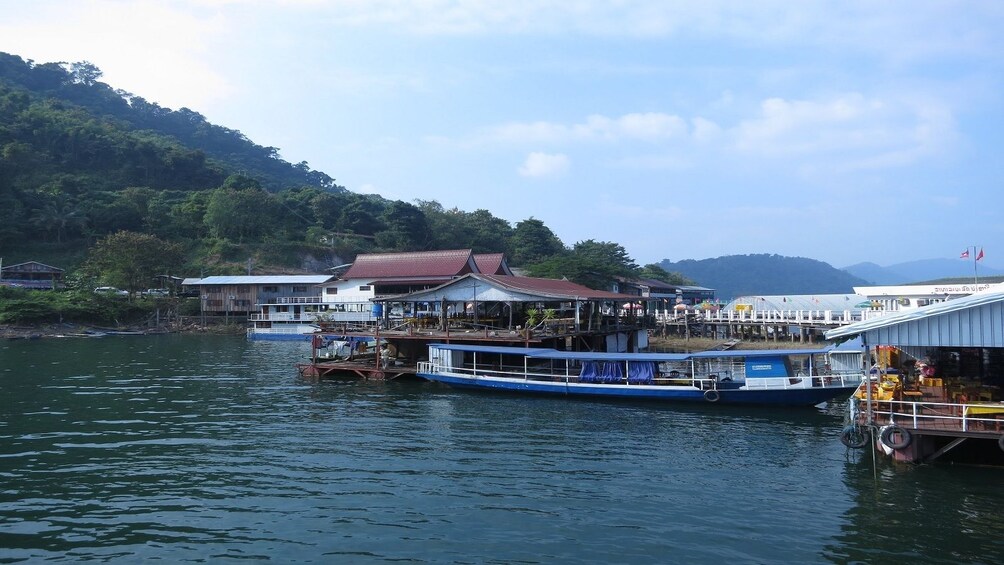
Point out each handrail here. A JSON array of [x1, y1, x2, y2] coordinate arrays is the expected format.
[[418, 361, 859, 390], [855, 398, 1004, 433]]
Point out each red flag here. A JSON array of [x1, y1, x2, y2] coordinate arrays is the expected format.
[[977, 248, 984, 261], [960, 249, 970, 259]]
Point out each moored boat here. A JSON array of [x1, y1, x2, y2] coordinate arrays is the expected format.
[[416, 344, 861, 406]]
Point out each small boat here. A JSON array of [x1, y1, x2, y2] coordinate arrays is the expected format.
[[416, 344, 862, 407]]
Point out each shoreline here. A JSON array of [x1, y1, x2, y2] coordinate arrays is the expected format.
[[3, 324, 828, 350], [1, 321, 246, 340]]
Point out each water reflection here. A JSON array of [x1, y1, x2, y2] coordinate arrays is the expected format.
[[2, 335, 1002, 563], [826, 455, 1004, 564]]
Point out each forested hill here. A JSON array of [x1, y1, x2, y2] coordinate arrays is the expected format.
[[0, 52, 337, 192], [1, 52, 657, 289], [659, 254, 870, 300]]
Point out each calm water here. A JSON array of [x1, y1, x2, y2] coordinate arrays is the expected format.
[[1, 335, 1003, 564]]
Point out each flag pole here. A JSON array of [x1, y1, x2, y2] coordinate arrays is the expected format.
[[973, 244, 980, 286]]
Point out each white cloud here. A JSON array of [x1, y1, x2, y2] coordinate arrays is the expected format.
[[477, 91, 955, 175], [518, 152, 570, 177], [297, 1, 1002, 62], [487, 112, 688, 145], [728, 93, 956, 171], [0, 0, 232, 110]]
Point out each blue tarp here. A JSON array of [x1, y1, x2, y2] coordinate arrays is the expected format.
[[579, 362, 600, 383], [600, 362, 623, 383], [627, 361, 655, 384]]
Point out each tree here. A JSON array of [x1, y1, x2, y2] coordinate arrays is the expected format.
[[30, 194, 84, 243], [464, 209, 513, 254], [336, 194, 385, 236], [573, 240, 638, 275], [638, 263, 694, 285], [84, 231, 183, 295], [204, 185, 275, 242], [376, 200, 431, 250], [68, 61, 102, 86], [526, 240, 639, 290], [510, 217, 566, 266]]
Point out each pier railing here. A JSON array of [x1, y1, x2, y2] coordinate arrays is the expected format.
[[653, 308, 893, 326], [854, 398, 1004, 434]]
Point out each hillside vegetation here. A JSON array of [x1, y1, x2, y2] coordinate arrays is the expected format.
[[0, 52, 692, 295]]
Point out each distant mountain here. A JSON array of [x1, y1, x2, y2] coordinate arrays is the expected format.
[[658, 254, 870, 300], [842, 259, 1004, 285]]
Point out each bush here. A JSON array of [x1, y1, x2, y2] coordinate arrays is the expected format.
[[0, 287, 154, 326]]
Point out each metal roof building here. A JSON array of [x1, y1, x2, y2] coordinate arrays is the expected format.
[[825, 284, 1004, 350], [729, 294, 868, 312], [189, 275, 334, 285]]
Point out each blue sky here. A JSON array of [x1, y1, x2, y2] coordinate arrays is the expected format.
[[2, 1, 1002, 269]]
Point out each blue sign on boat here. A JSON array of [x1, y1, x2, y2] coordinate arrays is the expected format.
[[745, 355, 792, 378]]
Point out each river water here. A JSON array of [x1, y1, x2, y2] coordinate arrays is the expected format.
[[1, 334, 1002, 564]]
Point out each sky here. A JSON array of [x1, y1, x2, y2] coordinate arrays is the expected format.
[[1, 1, 1002, 270]]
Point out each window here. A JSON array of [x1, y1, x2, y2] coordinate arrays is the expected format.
[[325, 288, 338, 295], [293, 286, 307, 292], [359, 285, 372, 291], [262, 285, 278, 293]]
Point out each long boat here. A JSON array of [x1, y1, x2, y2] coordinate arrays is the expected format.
[[416, 344, 862, 406]]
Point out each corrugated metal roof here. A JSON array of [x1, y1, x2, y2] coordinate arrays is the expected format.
[[1, 261, 64, 272], [185, 275, 333, 285], [728, 294, 865, 312], [825, 286, 1004, 347], [342, 249, 477, 280]]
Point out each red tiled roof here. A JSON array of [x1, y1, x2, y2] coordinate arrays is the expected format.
[[342, 250, 478, 280], [473, 253, 512, 275]]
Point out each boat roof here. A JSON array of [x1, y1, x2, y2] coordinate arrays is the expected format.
[[689, 347, 833, 358], [428, 344, 551, 356], [527, 350, 690, 361], [428, 344, 831, 361]]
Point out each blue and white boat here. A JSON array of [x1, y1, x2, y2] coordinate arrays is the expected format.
[[417, 344, 862, 406]]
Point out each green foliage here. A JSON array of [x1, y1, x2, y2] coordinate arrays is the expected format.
[[416, 200, 514, 254], [638, 263, 693, 285], [376, 200, 431, 250], [0, 50, 662, 289], [0, 286, 148, 325], [510, 217, 566, 265], [83, 231, 184, 294], [525, 240, 640, 290], [204, 184, 275, 242]]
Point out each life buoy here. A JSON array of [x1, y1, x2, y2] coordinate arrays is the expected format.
[[704, 389, 720, 403], [880, 425, 912, 450], [839, 425, 869, 449]]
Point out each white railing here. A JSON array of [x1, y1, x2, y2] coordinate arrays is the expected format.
[[652, 308, 898, 326], [855, 398, 1004, 433], [417, 361, 859, 390]]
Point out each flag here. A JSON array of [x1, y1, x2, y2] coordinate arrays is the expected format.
[[977, 248, 985, 261], [961, 249, 970, 259]]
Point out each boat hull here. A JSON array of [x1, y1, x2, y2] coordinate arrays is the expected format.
[[417, 372, 855, 407]]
